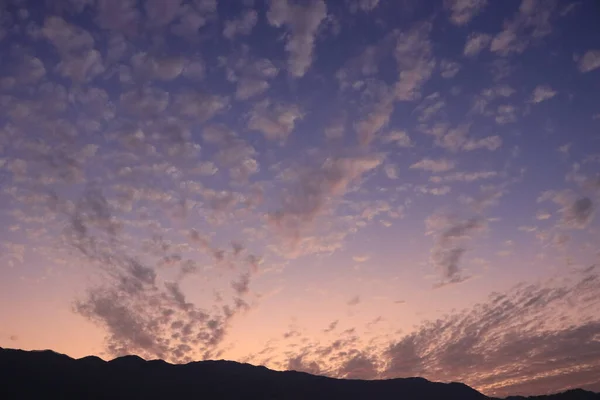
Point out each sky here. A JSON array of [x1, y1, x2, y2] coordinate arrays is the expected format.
[[0, 0, 599, 397]]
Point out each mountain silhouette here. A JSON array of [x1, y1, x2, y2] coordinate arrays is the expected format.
[[0, 347, 598, 400]]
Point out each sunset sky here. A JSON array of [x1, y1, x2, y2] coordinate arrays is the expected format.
[[1, 0, 600, 397]]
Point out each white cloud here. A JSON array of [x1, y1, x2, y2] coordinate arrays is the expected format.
[[267, 0, 327, 77], [440, 59, 461, 78], [247, 99, 303, 141], [175, 91, 229, 121], [269, 154, 382, 250], [417, 185, 452, 196], [384, 164, 398, 179], [531, 84, 557, 103], [410, 158, 456, 173], [495, 104, 518, 124], [235, 78, 270, 100], [432, 171, 497, 183], [355, 94, 395, 146], [463, 135, 502, 151], [490, 0, 556, 56], [463, 32, 491, 57], [382, 130, 413, 147], [358, 0, 379, 12], [96, 0, 140, 35], [578, 50, 600, 73], [42, 16, 94, 53], [145, 0, 183, 27], [347, 0, 380, 13], [394, 22, 435, 101], [223, 9, 258, 39], [444, 0, 488, 25]]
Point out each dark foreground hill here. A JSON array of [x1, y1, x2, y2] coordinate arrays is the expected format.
[[0, 347, 598, 400]]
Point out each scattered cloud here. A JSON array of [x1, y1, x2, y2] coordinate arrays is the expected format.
[[269, 154, 382, 249], [531, 84, 557, 103], [410, 158, 456, 173], [247, 100, 303, 141], [463, 32, 492, 57], [444, 0, 488, 26], [267, 0, 327, 77], [348, 0, 380, 13], [490, 0, 557, 56], [382, 130, 413, 147], [223, 9, 258, 39], [578, 49, 600, 73], [394, 22, 435, 101], [347, 295, 361, 306], [440, 59, 461, 78], [426, 214, 486, 286]]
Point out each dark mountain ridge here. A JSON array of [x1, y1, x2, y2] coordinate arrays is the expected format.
[[0, 347, 597, 400]]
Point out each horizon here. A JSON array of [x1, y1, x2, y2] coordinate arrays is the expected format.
[[0, 0, 599, 398], [0, 345, 595, 398]]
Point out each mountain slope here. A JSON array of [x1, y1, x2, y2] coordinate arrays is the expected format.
[[0, 347, 597, 400]]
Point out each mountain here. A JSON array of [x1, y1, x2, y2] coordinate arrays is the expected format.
[[0, 347, 598, 400]]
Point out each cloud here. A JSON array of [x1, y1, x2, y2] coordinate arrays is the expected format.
[[40, 16, 105, 82], [347, 295, 361, 306], [223, 9, 258, 39], [578, 49, 600, 73], [174, 91, 229, 122], [337, 352, 379, 379], [323, 320, 339, 333], [355, 89, 395, 146], [495, 104, 518, 124], [419, 123, 501, 153], [221, 50, 279, 100], [384, 164, 399, 179], [347, 0, 380, 13], [144, 0, 183, 28], [531, 84, 557, 103], [462, 135, 502, 151], [538, 190, 596, 229], [269, 154, 382, 248], [247, 99, 303, 141], [130, 52, 186, 81], [463, 32, 491, 57], [444, 0, 488, 25], [410, 158, 456, 173], [564, 197, 595, 229], [394, 22, 435, 101], [490, 0, 557, 56], [95, 0, 140, 35], [203, 124, 259, 181], [42, 16, 94, 53], [417, 185, 452, 196], [267, 0, 327, 77], [440, 59, 461, 78], [250, 269, 600, 396], [287, 354, 322, 375], [430, 171, 497, 183], [426, 214, 486, 286], [383, 269, 600, 396], [382, 131, 413, 147], [10, 55, 47, 84]]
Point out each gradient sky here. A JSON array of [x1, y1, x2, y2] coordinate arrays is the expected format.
[[1, 0, 600, 397]]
